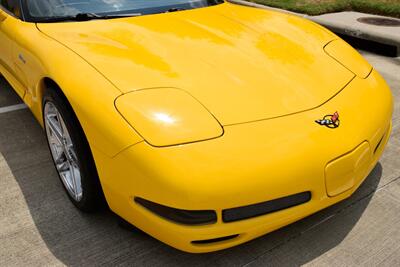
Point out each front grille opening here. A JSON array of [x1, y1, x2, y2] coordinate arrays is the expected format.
[[222, 191, 312, 223], [191, 234, 239, 245]]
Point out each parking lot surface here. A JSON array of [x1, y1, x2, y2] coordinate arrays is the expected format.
[[0, 51, 399, 266]]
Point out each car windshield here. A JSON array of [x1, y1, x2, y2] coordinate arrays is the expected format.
[[24, 0, 224, 22]]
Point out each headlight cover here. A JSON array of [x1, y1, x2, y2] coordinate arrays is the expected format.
[[324, 39, 372, 79], [115, 88, 223, 147]]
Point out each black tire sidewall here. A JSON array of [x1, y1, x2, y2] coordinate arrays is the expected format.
[[43, 88, 105, 212]]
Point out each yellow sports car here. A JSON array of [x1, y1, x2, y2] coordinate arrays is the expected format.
[[0, 0, 393, 253]]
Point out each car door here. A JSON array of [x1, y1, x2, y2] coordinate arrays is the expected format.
[[0, 0, 26, 98]]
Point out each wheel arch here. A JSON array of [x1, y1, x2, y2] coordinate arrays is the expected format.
[[42, 79, 108, 211], [31, 68, 143, 158], [33, 76, 73, 126]]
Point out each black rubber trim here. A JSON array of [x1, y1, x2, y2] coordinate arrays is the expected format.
[[191, 234, 239, 245], [222, 192, 312, 223], [135, 197, 217, 225]]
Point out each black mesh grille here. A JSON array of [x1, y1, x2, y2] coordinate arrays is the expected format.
[[222, 192, 312, 223]]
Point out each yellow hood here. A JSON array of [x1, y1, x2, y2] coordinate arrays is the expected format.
[[38, 3, 354, 125]]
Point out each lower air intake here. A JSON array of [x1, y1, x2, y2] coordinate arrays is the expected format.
[[191, 234, 239, 245], [222, 191, 311, 223]]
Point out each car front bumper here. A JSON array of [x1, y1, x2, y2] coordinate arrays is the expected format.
[[94, 70, 393, 253]]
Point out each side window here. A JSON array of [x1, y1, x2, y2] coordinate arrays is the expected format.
[[0, 0, 21, 18]]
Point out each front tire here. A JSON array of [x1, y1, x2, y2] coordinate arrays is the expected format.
[[43, 88, 105, 212]]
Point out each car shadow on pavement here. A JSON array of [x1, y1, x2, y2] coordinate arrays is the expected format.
[[0, 79, 383, 266]]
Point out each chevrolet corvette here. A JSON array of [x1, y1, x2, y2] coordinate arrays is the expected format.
[[0, 0, 393, 252]]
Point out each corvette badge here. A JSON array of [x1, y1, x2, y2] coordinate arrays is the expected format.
[[316, 112, 340, 128]]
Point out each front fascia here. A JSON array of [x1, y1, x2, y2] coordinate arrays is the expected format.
[[98, 69, 392, 210], [91, 70, 392, 252]]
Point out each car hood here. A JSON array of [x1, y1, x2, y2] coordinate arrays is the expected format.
[[37, 3, 354, 125]]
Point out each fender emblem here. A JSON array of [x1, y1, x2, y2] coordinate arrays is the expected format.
[[315, 111, 340, 128]]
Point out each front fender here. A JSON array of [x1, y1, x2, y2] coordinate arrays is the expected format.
[[15, 22, 143, 157]]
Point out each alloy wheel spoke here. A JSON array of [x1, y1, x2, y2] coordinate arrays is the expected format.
[[57, 113, 69, 138], [45, 102, 83, 202], [49, 137, 63, 160], [68, 161, 80, 199], [57, 160, 70, 172], [55, 153, 66, 166], [47, 114, 64, 145]]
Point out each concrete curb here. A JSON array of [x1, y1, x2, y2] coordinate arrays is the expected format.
[[311, 13, 400, 57], [227, 0, 305, 17], [227, 0, 400, 57]]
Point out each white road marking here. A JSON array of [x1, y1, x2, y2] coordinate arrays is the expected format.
[[0, 104, 28, 114]]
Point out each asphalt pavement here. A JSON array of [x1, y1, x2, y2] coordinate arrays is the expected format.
[[0, 51, 399, 266]]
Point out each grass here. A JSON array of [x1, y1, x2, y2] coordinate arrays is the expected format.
[[247, 0, 400, 18]]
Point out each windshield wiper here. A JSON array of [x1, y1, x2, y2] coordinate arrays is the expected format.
[[36, 12, 142, 23], [165, 7, 186, 13]]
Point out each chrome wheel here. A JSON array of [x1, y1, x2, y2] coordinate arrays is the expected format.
[[44, 102, 83, 201]]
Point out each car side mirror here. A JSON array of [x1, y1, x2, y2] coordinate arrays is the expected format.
[[0, 10, 8, 22]]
